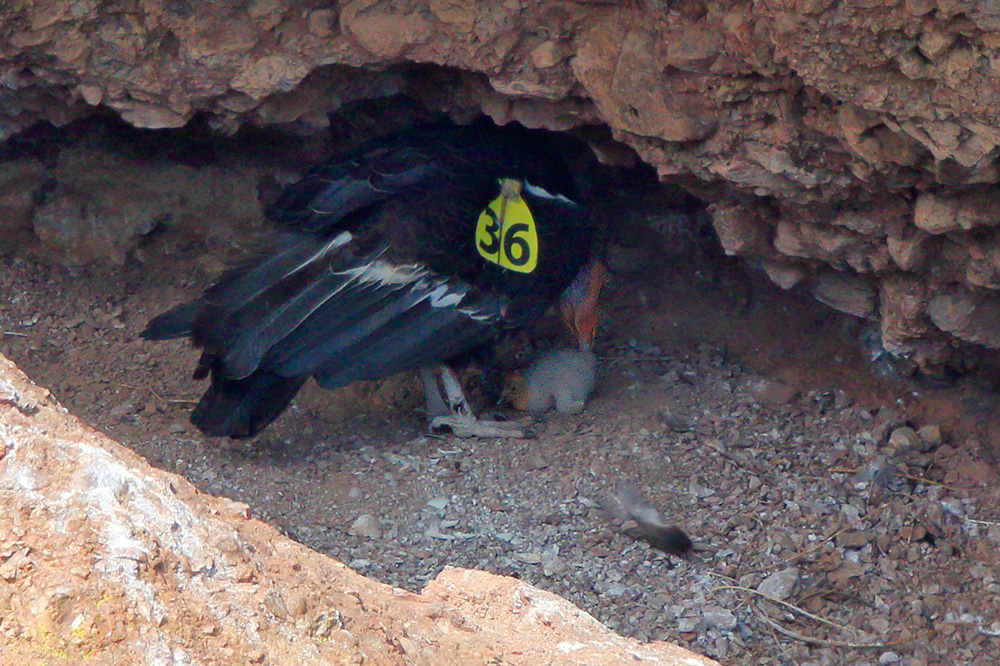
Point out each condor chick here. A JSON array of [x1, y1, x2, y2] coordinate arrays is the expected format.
[[143, 124, 605, 438]]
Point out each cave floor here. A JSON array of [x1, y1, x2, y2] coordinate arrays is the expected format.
[[3, 227, 1000, 666]]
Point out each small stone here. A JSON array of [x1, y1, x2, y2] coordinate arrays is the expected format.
[[426, 497, 449, 510], [525, 453, 549, 471], [513, 552, 542, 564], [987, 524, 1000, 544], [812, 273, 876, 318], [879, 651, 902, 664], [888, 426, 920, 452], [688, 480, 716, 498], [676, 616, 701, 633], [262, 591, 289, 619], [916, 425, 942, 449], [348, 514, 382, 539], [703, 606, 737, 630], [757, 567, 799, 601], [605, 582, 627, 596], [836, 530, 873, 549], [541, 545, 566, 577], [751, 379, 800, 409]]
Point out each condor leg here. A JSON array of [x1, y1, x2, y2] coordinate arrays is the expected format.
[[421, 366, 527, 438]]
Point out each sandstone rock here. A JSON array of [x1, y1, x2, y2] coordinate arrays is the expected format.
[[761, 259, 807, 290], [751, 379, 800, 408], [914, 190, 1000, 235], [574, 22, 717, 142], [0, 352, 719, 665], [341, 2, 436, 59], [927, 288, 1000, 348], [838, 105, 924, 170], [887, 230, 932, 271], [757, 567, 800, 601], [888, 426, 920, 452], [711, 204, 771, 257], [917, 30, 956, 62], [348, 513, 383, 539], [664, 22, 723, 73], [916, 424, 943, 449], [812, 272, 876, 318], [879, 275, 930, 355], [0, 159, 45, 233]]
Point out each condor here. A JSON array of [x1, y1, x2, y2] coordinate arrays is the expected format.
[[143, 124, 606, 438]]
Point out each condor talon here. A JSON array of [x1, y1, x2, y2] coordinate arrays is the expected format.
[[429, 414, 529, 439]]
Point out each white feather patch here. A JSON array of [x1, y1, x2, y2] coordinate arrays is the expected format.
[[523, 181, 576, 205]]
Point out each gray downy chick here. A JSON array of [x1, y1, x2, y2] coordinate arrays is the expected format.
[[508, 348, 597, 414]]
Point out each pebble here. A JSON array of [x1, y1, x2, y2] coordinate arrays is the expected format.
[[757, 567, 799, 601], [888, 426, 919, 451], [751, 379, 800, 408], [348, 514, 382, 539], [703, 606, 738, 630], [426, 497, 449, 510], [676, 616, 700, 633], [541, 545, 566, 577], [689, 480, 716, 498], [916, 424, 942, 449]]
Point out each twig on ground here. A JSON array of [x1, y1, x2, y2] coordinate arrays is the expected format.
[[753, 607, 887, 649], [829, 466, 956, 491], [709, 584, 854, 634]]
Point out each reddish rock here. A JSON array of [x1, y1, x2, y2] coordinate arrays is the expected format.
[[879, 275, 930, 355], [812, 272, 876, 318], [710, 204, 771, 257], [887, 230, 932, 272], [914, 190, 1000, 235], [762, 259, 807, 290], [0, 160, 45, 233], [927, 288, 1000, 348]]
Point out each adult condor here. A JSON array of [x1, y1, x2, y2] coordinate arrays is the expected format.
[[142, 123, 607, 439]]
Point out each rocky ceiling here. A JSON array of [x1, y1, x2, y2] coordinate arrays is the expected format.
[[4, 0, 1000, 374]]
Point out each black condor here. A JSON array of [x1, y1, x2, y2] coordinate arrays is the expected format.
[[143, 123, 607, 438]]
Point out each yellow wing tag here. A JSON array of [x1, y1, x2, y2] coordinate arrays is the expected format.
[[475, 179, 539, 274]]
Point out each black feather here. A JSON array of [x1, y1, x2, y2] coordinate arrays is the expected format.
[[142, 302, 200, 340]]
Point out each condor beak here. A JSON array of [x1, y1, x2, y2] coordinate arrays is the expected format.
[[560, 260, 609, 351]]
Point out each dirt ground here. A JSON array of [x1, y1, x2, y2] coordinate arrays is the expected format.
[[3, 121, 1000, 664]]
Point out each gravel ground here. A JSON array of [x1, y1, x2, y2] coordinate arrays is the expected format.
[[4, 135, 1000, 664]]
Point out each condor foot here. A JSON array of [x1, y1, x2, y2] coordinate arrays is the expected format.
[[429, 413, 531, 438]]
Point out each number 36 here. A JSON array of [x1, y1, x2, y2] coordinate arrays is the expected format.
[[475, 198, 539, 274]]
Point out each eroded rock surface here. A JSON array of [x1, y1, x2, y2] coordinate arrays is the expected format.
[[5, 1, 1000, 366], [0, 352, 717, 665]]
